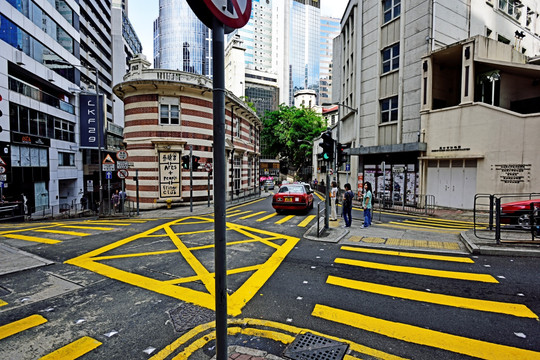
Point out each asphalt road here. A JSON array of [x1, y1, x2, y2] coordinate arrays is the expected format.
[[0, 199, 539, 359]]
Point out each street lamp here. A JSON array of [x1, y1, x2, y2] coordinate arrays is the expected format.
[[47, 60, 103, 213]]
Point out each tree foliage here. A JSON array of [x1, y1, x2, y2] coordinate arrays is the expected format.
[[261, 104, 327, 170]]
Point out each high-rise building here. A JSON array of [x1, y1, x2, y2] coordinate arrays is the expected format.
[[319, 16, 340, 103], [0, 0, 140, 214], [153, 0, 211, 76]]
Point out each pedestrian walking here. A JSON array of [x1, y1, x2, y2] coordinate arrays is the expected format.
[[112, 190, 120, 213], [362, 181, 373, 228], [342, 183, 353, 228], [330, 181, 338, 221]]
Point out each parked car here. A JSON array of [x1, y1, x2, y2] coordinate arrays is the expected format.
[[264, 180, 274, 190], [500, 199, 540, 229], [272, 184, 314, 213]]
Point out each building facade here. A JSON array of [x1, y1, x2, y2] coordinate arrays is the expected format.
[[319, 16, 340, 104], [330, 0, 540, 209], [153, 0, 211, 76], [113, 56, 261, 209], [0, 0, 140, 214]]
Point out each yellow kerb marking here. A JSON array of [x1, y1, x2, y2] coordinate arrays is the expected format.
[[0, 314, 47, 340], [327, 276, 537, 319], [335, 258, 498, 283], [275, 215, 295, 224], [312, 304, 540, 359], [257, 213, 277, 222], [35, 229, 90, 236], [2, 234, 61, 244], [340, 246, 474, 263], [39, 336, 102, 360], [298, 215, 316, 227]]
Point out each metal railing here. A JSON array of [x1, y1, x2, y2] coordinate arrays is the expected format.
[[228, 187, 261, 204], [317, 201, 326, 237], [474, 193, 540, 243], [372, 193, 436, 216], [27, 199, 137, 220]]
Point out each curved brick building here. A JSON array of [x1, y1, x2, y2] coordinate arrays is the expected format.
[[113, 55, 261, 209]]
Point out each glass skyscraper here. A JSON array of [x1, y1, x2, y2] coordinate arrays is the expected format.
[[289, 0, 320, 105], [320, 16, 340, 103], [153, 0, 212, 75]]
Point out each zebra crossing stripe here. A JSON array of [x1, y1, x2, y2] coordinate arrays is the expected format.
[[2, 234, 61, 244], [275, 215, 295, 224], [240, 211, 266, 219], [257, 213, 277, 222], [298, 215, 316, 228], [39, 336, 102, 360], [0, 315, 47, 341]]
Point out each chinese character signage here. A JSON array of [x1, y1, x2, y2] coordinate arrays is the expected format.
[[80, 94, 105, 148], [159, 152, 181, 198]]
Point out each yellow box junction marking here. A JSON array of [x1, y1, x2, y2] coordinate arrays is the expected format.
[[150, 318, 408, 360], [312, 304, 540, 359], [327, 275, 537, 319], [35, 229, 90, 237], [334, 258, 498, 283], [0, 314, 47, 340], [0, 299, 7, 307], [2, 234, 61, 244], [39, 336, 102, 360], [340, 246, 473, 263], [65, 216, 299, 316], [61, 225, 115, 231]]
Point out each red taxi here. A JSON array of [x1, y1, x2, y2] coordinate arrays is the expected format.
[[272, 184, 314, 213], [500, 199, 540, 229]]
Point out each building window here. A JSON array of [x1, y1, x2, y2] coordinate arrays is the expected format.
[[499, 0, 522, 20], [54, 119, 75, 142], [159, 97, 180, 125], [383, 0, 401, 23], [381, 96, 398, 123], [234, 156, 241, 191], [11, 145, 48, 167], [235, 118, 241, 137], [59, 152, 75, 166], [382, 43, 400, 73]]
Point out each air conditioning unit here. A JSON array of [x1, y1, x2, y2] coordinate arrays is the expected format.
[[15, 50, 24, 65]]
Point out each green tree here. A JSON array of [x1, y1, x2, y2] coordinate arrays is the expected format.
[[261, 104, 327, 174]]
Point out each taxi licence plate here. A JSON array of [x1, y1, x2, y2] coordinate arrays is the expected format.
[[285, 198, 293, 202]]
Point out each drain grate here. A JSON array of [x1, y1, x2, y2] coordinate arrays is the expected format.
[[283, 332, 348, 360]]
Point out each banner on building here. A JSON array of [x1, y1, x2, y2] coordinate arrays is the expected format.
[[80, 94, 105, 148]]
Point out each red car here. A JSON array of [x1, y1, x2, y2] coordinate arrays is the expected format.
[[500, 199, 540, 229], [272, 184, 314, 213]]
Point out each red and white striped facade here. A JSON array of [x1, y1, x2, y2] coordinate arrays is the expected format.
[[113, 56, 261, 209]]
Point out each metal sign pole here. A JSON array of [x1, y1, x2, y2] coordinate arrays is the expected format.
[[136, 169, 140, 216], [190, 145, 193, 213], [212, 18, 228, 360]]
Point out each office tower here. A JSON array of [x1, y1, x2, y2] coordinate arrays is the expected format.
[[319, 16, 340, 104]]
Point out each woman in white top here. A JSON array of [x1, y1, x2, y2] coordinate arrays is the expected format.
[[330, 181, 338, 221]]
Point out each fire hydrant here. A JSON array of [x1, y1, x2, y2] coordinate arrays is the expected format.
[[166, 199, 172, 209]]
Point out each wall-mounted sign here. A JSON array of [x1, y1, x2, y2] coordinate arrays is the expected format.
[[492, 164, 531, 184], [159, 152, 181, 198], [80, 94, 105, 148]]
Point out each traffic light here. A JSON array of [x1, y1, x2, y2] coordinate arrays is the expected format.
[[320, 131, 334, 161], [181, 155, 190, 169], [337, 143, 349, 166], [192, 155, 201, 170]]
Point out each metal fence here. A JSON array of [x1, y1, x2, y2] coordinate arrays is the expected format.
[[228, 187, 262, 204], [27, 199, 137, 220], [473, 193, 540, 243]]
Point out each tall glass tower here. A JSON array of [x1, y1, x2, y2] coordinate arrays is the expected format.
[[153, 0, 212, 75], [289, 0, 320, 105]]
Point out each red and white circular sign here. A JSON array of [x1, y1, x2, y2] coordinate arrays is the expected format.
[[117, 169, 129, 179], [203, 0, 251, 28]]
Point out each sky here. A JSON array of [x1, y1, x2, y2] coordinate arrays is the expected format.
[[128, 0, 349, 64]]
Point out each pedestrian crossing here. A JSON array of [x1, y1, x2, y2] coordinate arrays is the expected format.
[[0, 314, 102, 359], [311, 245, 540, 358], [213, 209, 318, 228]]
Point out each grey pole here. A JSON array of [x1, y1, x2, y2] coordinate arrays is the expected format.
[[212, 18, 228, 360], [95, 68, 103, 215], [325, 161, 330, 229], [136, 169, 140, 216], [190, 145, 193, 212]]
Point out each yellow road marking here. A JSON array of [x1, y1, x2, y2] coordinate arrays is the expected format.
[[151, 318, 407, 360], [0, 299, 7, 307], [240, 211, 266, 219], [334, 258, 498, 283], [275, 215, 294, 224], [0, 315, 47, 340], [165, 264, 262, 285], [327, 275, 537, 319], [61, 225, 114, 231], [314, 193, 325, 201], [298, 215, 316, 227], [65, 217, 299, 316], [83, 221, 132, 226], [400, 220, 473, 229], [388, 221, 465, 231], [340, 246, 473, 263], [2, 234, 61, 244], [39, 336, 102, 360], [0, 224, 60, 236], [312, 304, 540, 359], [257, 213, 277, 222], [227, 197, 266, 211], [35, 229, 90, 236], [227, 210, 252, 218]]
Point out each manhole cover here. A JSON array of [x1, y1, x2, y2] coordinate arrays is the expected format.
[[168, 302, 214, 332], [283, 332, 348, 360]]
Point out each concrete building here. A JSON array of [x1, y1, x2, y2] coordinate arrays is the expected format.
[[0, 0, 140, 214], [113, 56, 261, 209], [330, 0, 540, 209]]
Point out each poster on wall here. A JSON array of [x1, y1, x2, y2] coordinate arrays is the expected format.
[[357, 173, 364, 198], [393, 166, 405, 203], [406, 172, 416, 204], [364, 166, 376, 198], [159, 152, 181, 198]]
